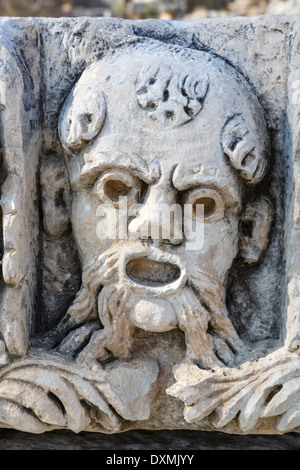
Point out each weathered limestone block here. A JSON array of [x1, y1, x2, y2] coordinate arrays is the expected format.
[[0, 15, 299, 436]]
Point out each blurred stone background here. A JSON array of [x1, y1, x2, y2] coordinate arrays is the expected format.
[[0, 0, 298, 20]]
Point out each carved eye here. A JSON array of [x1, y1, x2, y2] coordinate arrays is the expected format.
[[185, 188, 224, 223], [94, 169, 141, 206], [104, 179, 131, 201], [82, 113, 93, 124], [193, 197, 216, 218]]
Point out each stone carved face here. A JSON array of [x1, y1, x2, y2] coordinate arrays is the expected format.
[[57, 41, 272, 369]]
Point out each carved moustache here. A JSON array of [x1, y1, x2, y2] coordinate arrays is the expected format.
[[64, 240, 243, 368]]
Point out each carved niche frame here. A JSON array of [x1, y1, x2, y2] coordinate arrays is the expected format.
[[0, 16, 298, 435]]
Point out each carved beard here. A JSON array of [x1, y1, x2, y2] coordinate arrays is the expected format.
[[65, 244, 243, 369]]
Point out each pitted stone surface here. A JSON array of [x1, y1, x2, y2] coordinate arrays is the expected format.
[[0, 15, 298, 436]]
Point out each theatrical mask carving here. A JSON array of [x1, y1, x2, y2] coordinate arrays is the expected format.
[[56, 40, 272, 370], [0, 34, 300, 435]]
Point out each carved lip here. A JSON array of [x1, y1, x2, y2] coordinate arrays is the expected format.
[[126, 258, 181, 287], [119, 242, 187, 294], [119, 243, 187, 297]]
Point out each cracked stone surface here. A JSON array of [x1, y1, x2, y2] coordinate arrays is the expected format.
[[0, 15, 298, 442]]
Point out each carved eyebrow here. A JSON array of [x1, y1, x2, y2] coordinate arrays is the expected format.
[[77, 150, 155, 187], [172, 168, 242, 207]]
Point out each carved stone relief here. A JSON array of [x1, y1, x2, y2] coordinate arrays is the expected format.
[[0, 15, 298, 435]]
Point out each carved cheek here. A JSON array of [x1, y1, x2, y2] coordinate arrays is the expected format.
[[71, 192, 111, 262], [192, 216, 239, 277]]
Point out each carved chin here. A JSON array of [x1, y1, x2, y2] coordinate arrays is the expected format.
[[130, 297, 178, 332]]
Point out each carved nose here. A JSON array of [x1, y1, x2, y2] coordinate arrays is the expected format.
[[128, 183, 182, 245]]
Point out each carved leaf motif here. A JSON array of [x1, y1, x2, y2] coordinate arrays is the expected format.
[[0, 362, 119, 433], [0, 357, 158, 433], [167, 350, 300, 432]]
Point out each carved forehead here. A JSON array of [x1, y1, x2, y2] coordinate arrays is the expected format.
[[68, 42, 255, 124], [68, 41, 263, 119], [59, 40, 269, 185]]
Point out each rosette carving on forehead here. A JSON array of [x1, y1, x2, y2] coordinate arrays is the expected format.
[[135, 63, 209, 127], [59, 82, 106, 153], [221, 114, 268, 185]]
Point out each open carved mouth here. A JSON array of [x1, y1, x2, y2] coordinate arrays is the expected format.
[[126, 258, 181, 287]]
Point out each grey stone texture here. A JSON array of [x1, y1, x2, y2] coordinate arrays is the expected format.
[[0, 15, 298, 441]]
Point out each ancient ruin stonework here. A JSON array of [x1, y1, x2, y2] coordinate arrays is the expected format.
[[0, 14, 299, 436]]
